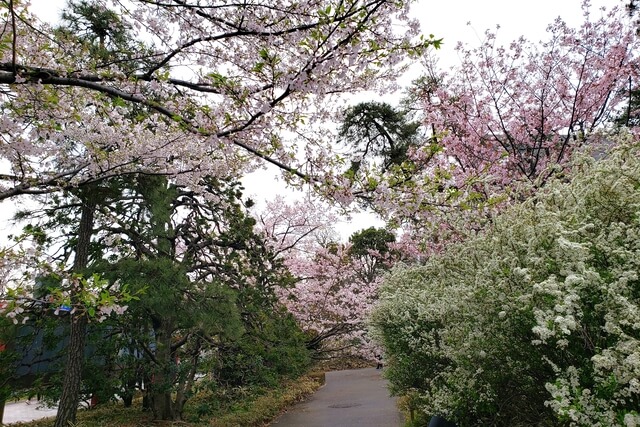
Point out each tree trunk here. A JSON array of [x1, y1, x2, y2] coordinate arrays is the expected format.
[[54, 196, 96, 427], [174, 346, 199, 421], [0, 397, 6, 425], [151, 320, 176, 420], [142, 371, 152, 411], [152, 392, 175, 421], [54, 314, 88, 427], [121, 374, 136, 408]]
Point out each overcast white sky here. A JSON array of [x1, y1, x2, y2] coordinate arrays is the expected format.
[[17, 0, 619, 240], [417, 0, 614, 59], [30, 0, 615, 38]]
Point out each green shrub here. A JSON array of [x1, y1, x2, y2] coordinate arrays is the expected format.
[[371, 139, 640, 426]]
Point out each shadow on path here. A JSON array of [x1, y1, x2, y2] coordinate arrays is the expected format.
[[271, 368, 403, 427]]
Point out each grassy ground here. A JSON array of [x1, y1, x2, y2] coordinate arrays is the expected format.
[[313, 355, 375, 371], [8, 372, 326, 427]]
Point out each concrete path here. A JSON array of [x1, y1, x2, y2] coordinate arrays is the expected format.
[[2, 400, 57, 425], [271, 368, 404, 427]]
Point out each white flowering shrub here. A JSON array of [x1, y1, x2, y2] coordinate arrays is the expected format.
[[371, 139, 640, 426]]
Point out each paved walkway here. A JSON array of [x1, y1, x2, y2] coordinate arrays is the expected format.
[[271, 368, 403, 427], [1, 369, 402, 426], [2, 400, 58, 425]]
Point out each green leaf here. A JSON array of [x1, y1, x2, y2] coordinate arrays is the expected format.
[[112, 96, 127, 108], [252, 62, 265, 73], [207, 72, 228, 85]]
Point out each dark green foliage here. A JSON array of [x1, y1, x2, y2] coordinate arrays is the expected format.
[[1, 315, 106, 406], [62, 1, 128, 49], [0, 317, 18, 402], [615, 84, 640, 128], [58, 0, 150, 71], [216, 309, 309, 388], [340, 101, 420, 176], [615, 5, 640, 128], [82, 175, 309, 420], [347, 227, 397, 283], [348, 226, 396, 258], [10, 171, 308, 421]]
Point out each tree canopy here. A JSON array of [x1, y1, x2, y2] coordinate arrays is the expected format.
[[0, 0, 432, 200]]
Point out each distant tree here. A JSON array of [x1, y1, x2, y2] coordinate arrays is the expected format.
[[616, 0, 640, 127], [59, 0, 142, 66], [340, 102, 421, 177], [257, 200, 405, 359], [348, 227, 396, 283]]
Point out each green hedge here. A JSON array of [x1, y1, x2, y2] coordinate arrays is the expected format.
[[371, 139, 640, 426]]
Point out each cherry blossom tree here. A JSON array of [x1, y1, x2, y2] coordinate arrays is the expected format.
[[0, 0, 431, 200], [422, 6, 635, 182], [255, 198, 406, 359], [255, 195, 339, 258], [281, 241, 384, 359], [346, 2, 639, 248]]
